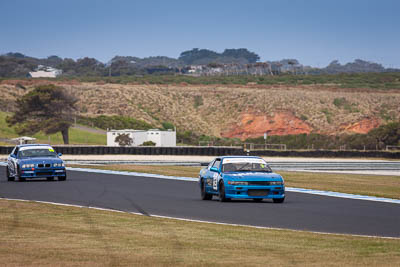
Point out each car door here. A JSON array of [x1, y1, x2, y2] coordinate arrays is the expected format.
[[209, 158, 221, 191], [8, 147, 19, 175]]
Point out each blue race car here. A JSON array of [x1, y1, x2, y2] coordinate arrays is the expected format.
[[199, 156, 285, 203], [6, 144, 67, 182]]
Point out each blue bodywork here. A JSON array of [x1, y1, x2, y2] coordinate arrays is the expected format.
[[6, 144, 66, 181], [199, 156, 285, 202]]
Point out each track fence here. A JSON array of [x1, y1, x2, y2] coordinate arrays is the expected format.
[[0, 146, 399, 158]]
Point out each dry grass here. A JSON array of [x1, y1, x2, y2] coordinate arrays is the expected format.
[[68, 164, 400, 199], [0, 199, 399, 266], [280, 171, 400, 199]]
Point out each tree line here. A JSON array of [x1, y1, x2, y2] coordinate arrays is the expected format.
[[1, 50, 398, 78]]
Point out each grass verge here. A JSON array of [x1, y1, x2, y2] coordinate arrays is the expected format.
[[0, 112, 106, 145], [0, 199, 399, 266], [68, 164, 400, 199]]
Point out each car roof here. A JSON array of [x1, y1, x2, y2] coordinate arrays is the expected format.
[[220, 156, 262, 159], [17, 144, 52, 147]]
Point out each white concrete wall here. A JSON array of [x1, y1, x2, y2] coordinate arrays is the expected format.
[[107, 131, 147, 146], [146, 130, 176, 147], [131, 132, 147, 146], [107, 130, 176, 147], [107, 132, 117, 146], [160, 131, 176, 147], [147, 131, 161, 146]]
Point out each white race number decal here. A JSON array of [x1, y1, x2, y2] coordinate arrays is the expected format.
[[213, 173, 218, 190]]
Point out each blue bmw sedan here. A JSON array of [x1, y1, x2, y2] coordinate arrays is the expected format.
[[199, 156, 285, 203], [6, 144, 66, 182]]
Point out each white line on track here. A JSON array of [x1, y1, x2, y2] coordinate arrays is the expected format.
[[1, 197, 398, 240]]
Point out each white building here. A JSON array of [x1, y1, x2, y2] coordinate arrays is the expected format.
[[29, 65, 62, 78], [187, 65, 203, 73], [11, 136, 36, 145], [107, 129, 176, 147]]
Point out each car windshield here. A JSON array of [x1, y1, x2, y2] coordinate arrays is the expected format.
[[222, 161, 272, 173], [19, 148, 57, 158]]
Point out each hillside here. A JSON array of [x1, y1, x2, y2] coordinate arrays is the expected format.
[[0, 79, 399, 140]]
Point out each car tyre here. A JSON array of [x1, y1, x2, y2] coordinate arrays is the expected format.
[[253, 198, 263, 202], [6, 166, 15, 182], [273, 197, 285, 203], [219, 181, 230, 202], [58, 174, 67, 181], [16, 167, 25, 182], [47, 177, 54, 181], [201, 179, 212, 200]]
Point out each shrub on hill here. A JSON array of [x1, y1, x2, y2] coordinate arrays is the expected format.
[[54, 72, 400, 90], [78, 115, 154, 130], [140, 141, 156, 146], [245, 122, 400, 150]]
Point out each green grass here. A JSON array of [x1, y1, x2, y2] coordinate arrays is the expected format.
[[0, 112, 106, 145], [0, 199, 399, 266], [0, 112, 17, 139]]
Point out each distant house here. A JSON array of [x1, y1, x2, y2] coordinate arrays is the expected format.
[[11, 136, 36, 145], [28, 65, 62, 78], [187, 65, 203, 73], [107, 129, 176, 147]]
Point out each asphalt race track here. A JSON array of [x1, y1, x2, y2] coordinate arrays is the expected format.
[[0, 166, 399, 238]]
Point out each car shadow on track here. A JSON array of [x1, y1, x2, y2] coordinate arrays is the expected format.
[[198, 198, 287, 204]]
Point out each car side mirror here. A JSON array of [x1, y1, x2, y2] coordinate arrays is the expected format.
[[10, 154, 16, 158], [58, 153, 63, 157], [210, 167, 220, 173]]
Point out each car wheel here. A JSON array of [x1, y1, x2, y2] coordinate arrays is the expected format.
[[58, 174, 67, 181], [6, 167, 15, 182], [47, 177, 54, 181], [219, 181, 230, 202], [253, 198, 263, 202], [273, 197, 285, 203], [16, 167, 25, 182], [201, 179, 212, 200]]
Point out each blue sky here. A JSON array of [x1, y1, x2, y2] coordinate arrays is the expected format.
[[1, 0, 399, 67]]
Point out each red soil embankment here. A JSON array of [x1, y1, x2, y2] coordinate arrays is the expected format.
[[222, 111, 313, 140]]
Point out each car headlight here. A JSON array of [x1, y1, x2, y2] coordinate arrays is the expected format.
[[22, 164, 35, 169], [53, 163, 65, 167], [228, 181, 248, 185], [270, 181, 283, 185]]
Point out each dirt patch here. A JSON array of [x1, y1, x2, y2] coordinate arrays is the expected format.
[[340, 117, 381, 134], [222, 111, 313, 140]]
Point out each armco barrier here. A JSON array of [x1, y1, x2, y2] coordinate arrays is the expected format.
[[1, 146, 399, 158], [247, 150, 400, 159], [47, 146, 244, 156]]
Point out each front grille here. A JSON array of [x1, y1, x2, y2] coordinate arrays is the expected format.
[[248, 189, 270, 196], [248, 181, 270, 186], [38, 164, 51, 168], [36, 171, 52, 176]]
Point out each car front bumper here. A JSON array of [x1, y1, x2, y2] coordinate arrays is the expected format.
[[20, 168, 66, 178], [225, 185, 285, 199]]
